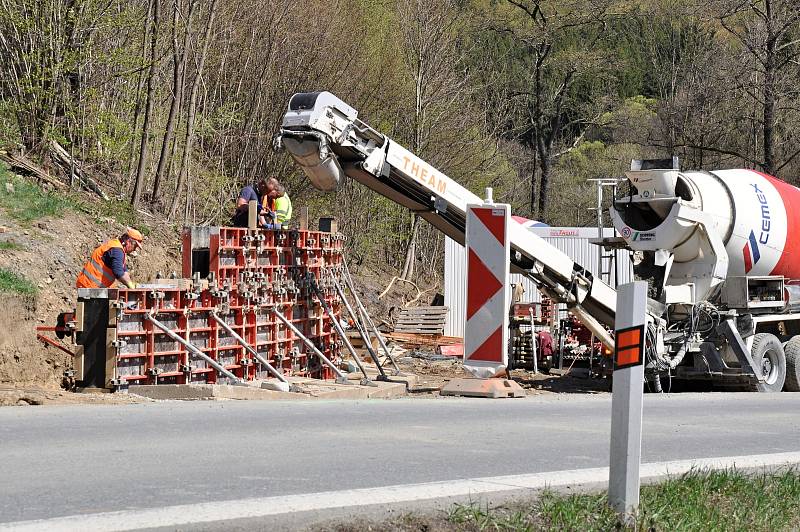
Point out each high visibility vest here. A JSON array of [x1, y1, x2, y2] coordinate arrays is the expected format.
[[273, 194, 292, 224], [76, 239, 124, 288]]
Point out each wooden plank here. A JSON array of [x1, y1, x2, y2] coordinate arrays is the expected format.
[[395, 318, 447, 325], [395, 327, 444, 334], [399, 307, 448, 316], [385, 332, 463, 347]]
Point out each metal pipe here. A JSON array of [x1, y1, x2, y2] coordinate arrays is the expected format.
[[330, 273, 388, 379], [308, 275, 372, 383], [145, 313, 243, 383], [210, 311, 289, 385], [341, 259, 402, 373], [271, 306, 349, 383]]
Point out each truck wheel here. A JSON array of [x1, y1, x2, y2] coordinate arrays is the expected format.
[[783, 336, 800, 392], [747, 333, 786, 393]]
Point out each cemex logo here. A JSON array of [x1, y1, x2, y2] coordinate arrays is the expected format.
[[744, 183, 771, 273], [743, 230, 761, 273]]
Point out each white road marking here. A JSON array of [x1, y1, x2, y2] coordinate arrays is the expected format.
[[3, 451, 799, 532]]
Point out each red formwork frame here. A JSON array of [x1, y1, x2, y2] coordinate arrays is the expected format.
[[110, 225, 344, 386]]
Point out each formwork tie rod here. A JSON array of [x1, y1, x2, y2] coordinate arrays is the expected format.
[[210, 311, 290, 386], [145, 313, 245, 384], [270, 306, 350, 384]]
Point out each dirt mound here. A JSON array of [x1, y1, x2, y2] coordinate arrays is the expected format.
[[0, 202, 180, 388]]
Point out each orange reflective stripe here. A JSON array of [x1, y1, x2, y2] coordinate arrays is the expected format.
[[615, 325, 644, 369]]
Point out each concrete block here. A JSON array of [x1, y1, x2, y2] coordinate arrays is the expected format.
[[440, 378, 526, 398], [128, 384, 306, 401]]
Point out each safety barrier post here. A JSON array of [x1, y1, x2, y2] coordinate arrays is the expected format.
[[608, 281, 647, 526]]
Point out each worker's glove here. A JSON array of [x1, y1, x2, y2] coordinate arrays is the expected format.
[[128, 281, 137, 289]]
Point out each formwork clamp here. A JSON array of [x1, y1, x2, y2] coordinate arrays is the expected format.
[[111, 339, 128, 348], [111, 377, 129, 392], [148, 290, 165, 300], [146, 367, 161, 376]]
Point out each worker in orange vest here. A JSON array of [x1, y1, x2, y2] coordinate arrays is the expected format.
[[76, 228, 144, 289]]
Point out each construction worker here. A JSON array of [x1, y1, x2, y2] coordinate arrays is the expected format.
[[76, 228, 143, 289], [264, 178, 292, 229], [231, 179, 269, 227]]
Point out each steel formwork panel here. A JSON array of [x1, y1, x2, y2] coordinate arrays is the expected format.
[[90, 225, 346, 387]]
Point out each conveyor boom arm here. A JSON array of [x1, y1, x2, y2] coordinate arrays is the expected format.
[[276, 92, 618, 343]]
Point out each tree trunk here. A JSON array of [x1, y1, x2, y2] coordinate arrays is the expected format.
[[131, 0, 160, 206], [763, 38, 776, 175], [152, 0, 194, 202], [400, 215, 420, 280], [169, 0, 217, 218]]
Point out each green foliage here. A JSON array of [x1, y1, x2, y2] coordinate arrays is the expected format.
[[0, 267, 37, 295], [0, 241, 24, 251], [0, 170, 78, 224], [447, 468, 800, 531]]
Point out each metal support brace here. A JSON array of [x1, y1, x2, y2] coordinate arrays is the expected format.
[[210, 311, 291, 386], [271, 306, 350, 384], [342, 259, 403, 374], [718, 318, 762, 381], [308, 274, 375, 386], [330, 273, 389, 380], [145, 313, 244, 384]]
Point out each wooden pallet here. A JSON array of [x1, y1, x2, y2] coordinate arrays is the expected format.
[[392, 306, 448, 335]]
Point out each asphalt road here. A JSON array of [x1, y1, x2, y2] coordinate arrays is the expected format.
[[0, 393, 798, 527]]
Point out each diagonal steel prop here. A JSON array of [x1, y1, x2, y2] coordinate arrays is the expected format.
[[270, 305, 350, 384], [210, 311, 290, 386], [145, 312, 244, 384], [307, 274, 375, 386], [342, 258, 403, 374], [328, 270, 388, 380]]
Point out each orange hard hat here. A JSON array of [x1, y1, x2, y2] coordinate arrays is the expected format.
[[126, 227, 143, 248]]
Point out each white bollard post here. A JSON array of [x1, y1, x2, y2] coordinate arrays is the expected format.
[[608, 280, 647, 526]]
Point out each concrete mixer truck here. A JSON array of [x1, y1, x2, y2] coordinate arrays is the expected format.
[[610, 158, 800, 392], [275, 91, 799, 392]]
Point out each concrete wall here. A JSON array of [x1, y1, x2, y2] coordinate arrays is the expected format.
[[443, 227, 633, 337]]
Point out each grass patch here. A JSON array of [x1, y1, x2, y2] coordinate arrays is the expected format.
[[445, 468, 800, 531], [0, 241, 23, 251], [0, 267, 37, 295], [0, 167, 78, 224]]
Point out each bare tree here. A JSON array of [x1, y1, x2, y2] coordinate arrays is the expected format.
[[168, 0, 217, 219], [131, 0, 160, 206], [719, 0, 800, 176], [492, 0, 616, 219], [151, 0, 195, 202], [397, 0, 469, 280]]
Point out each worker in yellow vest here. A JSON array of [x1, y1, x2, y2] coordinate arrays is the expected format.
[[264, 178, 292, 229], [76, 228, 143, 289]]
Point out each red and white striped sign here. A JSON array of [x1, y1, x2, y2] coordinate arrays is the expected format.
[[464, 203, 510, 378]]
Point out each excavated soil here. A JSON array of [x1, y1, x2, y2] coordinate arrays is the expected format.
[[0, 198, 180, 396]]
